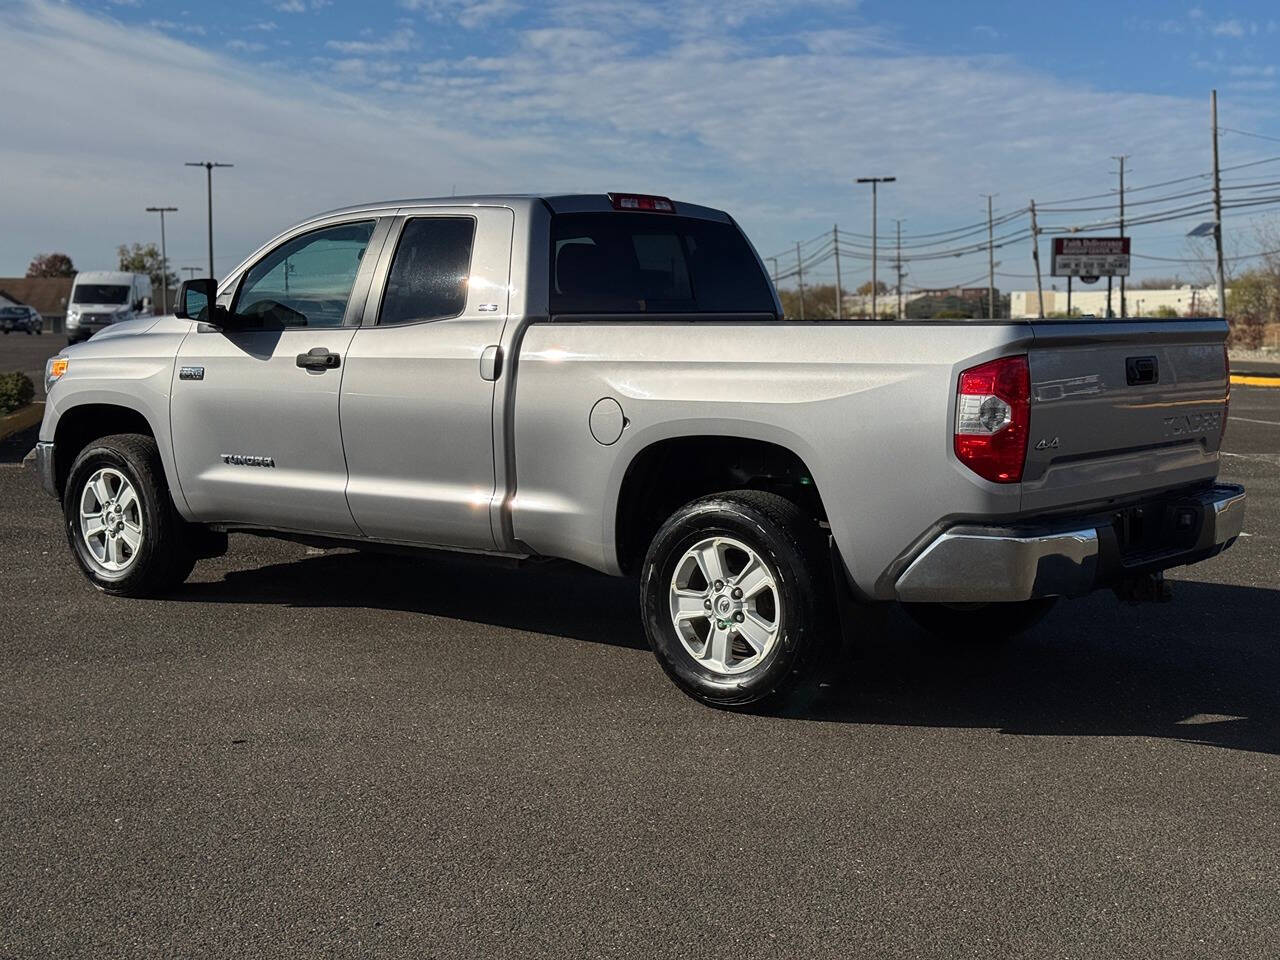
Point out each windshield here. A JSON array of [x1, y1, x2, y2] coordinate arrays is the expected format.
[[73, 284, 130, 305], [550, 213, 776, 315]]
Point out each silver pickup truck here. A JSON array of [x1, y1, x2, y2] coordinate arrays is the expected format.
[[36, 192, 1245, 706]]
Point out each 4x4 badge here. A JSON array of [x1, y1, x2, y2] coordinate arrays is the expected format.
[[179, 366, 205, 381], [1035, 437, 1059, 450]]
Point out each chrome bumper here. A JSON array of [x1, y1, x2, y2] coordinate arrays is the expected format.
[[33, 441, 57, 499], [895, 484, 1246, 604]]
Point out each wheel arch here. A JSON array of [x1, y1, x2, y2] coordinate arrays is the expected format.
[[51, 402, 176, 505], [612, 433, 830, 576]]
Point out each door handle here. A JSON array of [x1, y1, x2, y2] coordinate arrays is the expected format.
[[296, 347, 341, 371]]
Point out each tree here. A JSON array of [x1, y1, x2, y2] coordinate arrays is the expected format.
[[1150, 305, 1180, 318], [1136, 276, 1183, 290], [26, 252, 75, 277], [1225, 269, 1276, 349], [855, 280, 889, 296], [117, 242, 177, 297], [777, 284, 841, 320]]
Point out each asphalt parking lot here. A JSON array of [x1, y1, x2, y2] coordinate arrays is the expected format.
[[1, 346, 1278, 957]]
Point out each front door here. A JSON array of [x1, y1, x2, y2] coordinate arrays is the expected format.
[[171, 218, 384, 535], [340, 207, 513, 550]]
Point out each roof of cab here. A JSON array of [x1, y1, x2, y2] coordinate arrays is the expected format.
[[310, 193, 733, 224]]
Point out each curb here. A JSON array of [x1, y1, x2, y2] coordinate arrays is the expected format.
[[0, 402, 44, 442], [1231, 375, 1280, 388]]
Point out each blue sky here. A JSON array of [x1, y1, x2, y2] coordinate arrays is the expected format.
[[2, 0, 1279, 292]]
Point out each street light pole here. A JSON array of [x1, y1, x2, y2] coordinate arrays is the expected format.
[[856, 176, 895, 318], [181, 267, 201, 281], [185, 161, 233, 282], [982, 193, 997, 319], [1112, 154, 1130, 317], [144, 206, 177, 312]]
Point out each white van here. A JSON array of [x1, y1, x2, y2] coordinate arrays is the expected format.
[[66, 271, 153, 344]]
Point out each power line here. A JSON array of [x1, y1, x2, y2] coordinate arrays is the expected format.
[[1220, 127, 1280, 145]]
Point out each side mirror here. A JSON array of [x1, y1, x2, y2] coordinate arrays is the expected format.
[[175, 278, 216, 323]]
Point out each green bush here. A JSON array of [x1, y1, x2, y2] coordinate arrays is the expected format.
[[0, 371, 35, 415]]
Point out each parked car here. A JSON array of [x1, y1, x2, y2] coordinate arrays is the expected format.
[[34, 193, 1245, 706], [65, 271, 152, 344], [0, 304, 42, 334]]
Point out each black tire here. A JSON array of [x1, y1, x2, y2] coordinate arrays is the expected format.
[[900, 598, 1057, 648], [62, 433, 197, 596], [641, 490, 833, 708]]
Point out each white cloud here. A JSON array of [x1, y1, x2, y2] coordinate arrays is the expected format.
[[275, 0, 306, 11], [1211, 18, 1248, 37], [226, 39, 267, 53], [401, 0, 523, 29], [149, 18, 207, 36], [325, 27, 415, 54], [1, 0, 1278, 283]]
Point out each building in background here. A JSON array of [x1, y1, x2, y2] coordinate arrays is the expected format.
[[1011, 285, 1222, 319], [0, 277, 74, 332]]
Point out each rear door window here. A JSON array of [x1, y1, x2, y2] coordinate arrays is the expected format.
[[378, 217, 476, 325], [551, 213, 775, 315]]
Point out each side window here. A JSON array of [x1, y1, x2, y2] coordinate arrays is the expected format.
[[233, 220, 376, 328], [378, 217, 475, 326]]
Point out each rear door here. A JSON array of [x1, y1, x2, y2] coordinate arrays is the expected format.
[[340, 206, 513, 550], [171, 217, 387, 534], [1021, 318, 1230, 511]]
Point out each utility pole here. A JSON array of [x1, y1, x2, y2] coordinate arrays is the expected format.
[[144, 205, 177, 312], [1029, 199, 1045, 319], [832, 225, 843, 318], [856, 176, 896, 318], [767, 256, 779, 285], [893, 219, 906, 320], [1211, 90, 1228, 319], [795, 241, 806, 321], [184, 160, 233, 282], [982, 194, 997, 319], [1112, 154, 1130, 317]]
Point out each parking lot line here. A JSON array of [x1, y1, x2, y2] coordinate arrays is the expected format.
[[1230, 416, 1280, 427]]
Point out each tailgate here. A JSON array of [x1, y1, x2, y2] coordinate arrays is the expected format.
[[1021, 319, 1229, 512]]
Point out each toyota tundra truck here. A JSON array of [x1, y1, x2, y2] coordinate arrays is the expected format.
[[35, 193, 1245, 706]]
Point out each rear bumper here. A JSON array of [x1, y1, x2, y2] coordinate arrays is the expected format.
[[894, 483, 1245, 603]]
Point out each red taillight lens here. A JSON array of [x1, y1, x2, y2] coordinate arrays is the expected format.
[[954, 355, 1030, 483], [608, 192, 675, 213]]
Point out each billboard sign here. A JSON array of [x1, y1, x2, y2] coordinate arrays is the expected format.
[[1051, 237, 1130, 277]]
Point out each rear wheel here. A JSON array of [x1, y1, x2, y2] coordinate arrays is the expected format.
[[901, 598, 1057, 648], [63, 434, 198, 596], [641, 490, 832, 708]]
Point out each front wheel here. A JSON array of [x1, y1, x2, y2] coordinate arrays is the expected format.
[[63, 434, 197, 596], [641, 490, 832, 708]]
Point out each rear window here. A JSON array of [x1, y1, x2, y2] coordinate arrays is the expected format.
[[550, 213, 775, 315]]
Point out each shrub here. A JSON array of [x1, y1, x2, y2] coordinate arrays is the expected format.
[[0, 372, 35, 415]]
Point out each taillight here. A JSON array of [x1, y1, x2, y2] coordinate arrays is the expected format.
[[954, 355, 1031, 483], [1222, 345, 1231, 442], [608, 192, 675, 213]]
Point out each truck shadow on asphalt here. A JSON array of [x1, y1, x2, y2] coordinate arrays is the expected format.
[[183, 548, 1280, 755]]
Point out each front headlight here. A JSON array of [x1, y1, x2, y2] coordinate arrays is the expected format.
[[66, 310, 80, 328], [45, 356, 68, 393]]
